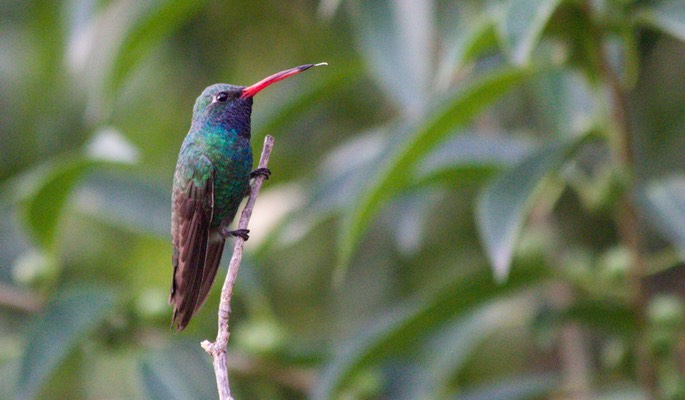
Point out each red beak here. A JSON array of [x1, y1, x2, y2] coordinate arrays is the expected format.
[[240, 63, 327, 98]]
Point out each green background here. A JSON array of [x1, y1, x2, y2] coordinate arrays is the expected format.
[[1, 0, 685, 399]]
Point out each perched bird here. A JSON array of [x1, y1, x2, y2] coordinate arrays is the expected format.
[[170, 63, 326, 331]]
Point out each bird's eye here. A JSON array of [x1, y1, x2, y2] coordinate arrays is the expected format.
[[215, 92, 229, 102]]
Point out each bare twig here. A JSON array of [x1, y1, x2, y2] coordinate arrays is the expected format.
[[201, 135, 275, 400]]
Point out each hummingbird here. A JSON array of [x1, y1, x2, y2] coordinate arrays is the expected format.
[[170, 63, 326, 331]]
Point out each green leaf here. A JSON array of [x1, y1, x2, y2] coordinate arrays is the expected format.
[[20, 128, 136, 250], [266, 130, 391, 250], [337, 66, 532, 282], [435, 14, 498, 89], [139, 341, 216, 400], [413, 302, 530, 399], [305, 129, 392, 216], [637, 176, 685, 257], [0, 199, 32, 278], [318, 0, 344, 18], [387, 189, 443, 256], [73, 172, 171, 237], [414, 134, 532, 184], [16, 287, 115, 400], [82, 350, 145, 399], [497, 0, 563, 65], [528, 69, 597, 137], [109, 0, 209, 93], [636, 1, 685, 43], [476, 134, 593, 282], [312, 261, 549, 400], [536, 299, 638, 337], [21, 158, 97, 250], [564, 300, 637, 336], [0, 358, 20, 399], [354, 0, 434, 113]]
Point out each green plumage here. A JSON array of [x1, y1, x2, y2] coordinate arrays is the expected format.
[[176, 121, 253, 226]]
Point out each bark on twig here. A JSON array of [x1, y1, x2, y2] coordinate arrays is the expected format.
[[201, 135, 275, 400]]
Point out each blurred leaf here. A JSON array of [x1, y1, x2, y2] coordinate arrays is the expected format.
[[19, 127, 137, 249], [65, 0, 142, 113], [390, 189, 442, 256], [21, 158, 96, 250], [318, 0, 344, 18], [20, 154, 132, 250], [354, 0, 435, 113], [436, 16, 498, 89], [458, 373, 558, 400], [415, 134, 532, 184], [528, 69, 597, 137], [309, 130, 391, 214], [636, 0, 685, 42], [413, 302, 530, 399], [497, 0, 563, 65], [564, 300, 637, 336], [602, 27, 641, 90], [65, 0, 207, 114], [0, 202, 31, 282], [269, 130, 391, 249], [139, 341, 216, 400], [338, 66, 532, 281], [16, 286, 115, 400], [536, 299, 638, 337], [109, 0, 208, 93], [476, 134, 594, 282], [73, 172, 170, 237], [84, 126, 141, 164], [0, 359, 19, 399], [312, 261, 549, 400], [27, 0, 64, 83], [637, 176, 685, 257], [83, 349, 145, 399]]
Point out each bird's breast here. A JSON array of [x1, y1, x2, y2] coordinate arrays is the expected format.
[[203, 134, 253, 227]]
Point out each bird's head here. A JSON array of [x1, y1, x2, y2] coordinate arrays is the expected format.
[[191, 63, 327, 138], [192, 84, 252, 138]]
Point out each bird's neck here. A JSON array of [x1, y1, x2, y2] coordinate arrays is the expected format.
[[205, 99, 253, 139], [192, 117, 251, 141]]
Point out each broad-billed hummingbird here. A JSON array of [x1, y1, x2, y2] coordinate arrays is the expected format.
[[170, 63, 326, 331]]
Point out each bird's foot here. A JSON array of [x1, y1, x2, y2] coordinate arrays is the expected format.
[[250, 168, 271, 180], [221, 228, 250, 241]]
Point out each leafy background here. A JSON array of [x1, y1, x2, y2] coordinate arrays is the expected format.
[[1, 0, 685, 399]]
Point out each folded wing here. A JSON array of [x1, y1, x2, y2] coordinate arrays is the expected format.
[[170, 162, 215, 331]]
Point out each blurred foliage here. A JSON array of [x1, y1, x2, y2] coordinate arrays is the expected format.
[[1, 0, 685, 399]]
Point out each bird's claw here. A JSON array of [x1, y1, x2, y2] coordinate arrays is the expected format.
[[221, 228, 250, 241], [250, 168, 271, 180]]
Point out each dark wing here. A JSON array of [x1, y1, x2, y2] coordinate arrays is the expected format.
[[169, 163, 214, 331], [192, 238, 225, 315]]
